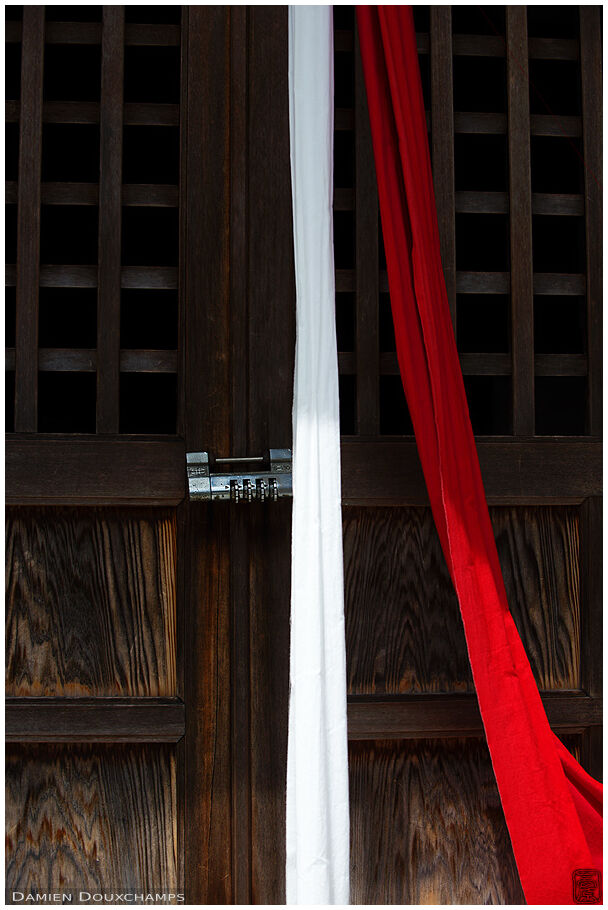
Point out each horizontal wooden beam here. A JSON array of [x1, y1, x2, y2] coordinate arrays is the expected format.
[[338, 352, 587, 378], [5, 264, 178, 289], [6, 435, 186, 505], [6, 21, 181, 46], [335, 269, 585, 296], [6, 100, 179, 126], [347, 693, 602, 740], [6, 436, 600, 506], [5, 348, 178, 373], [341, 438, 601, 505], [6, 181, 178, 207], [333, 30, 577, 61], [6, 697, 185, 743]]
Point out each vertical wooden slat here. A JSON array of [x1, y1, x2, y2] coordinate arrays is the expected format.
[[579, 496, 602, 780], [354, 23, 379, 436], [247, 8, 295, 903], [430, 7, 457, 328], [181, 7, 232, 904], [96, 6, 124, 433], [14, 6, 44, 432], [506, 6, 535, 436], [229, 7, 252, 904], [579, 7, 602, 437]]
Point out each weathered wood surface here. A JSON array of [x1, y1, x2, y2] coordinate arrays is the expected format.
[[6, 509, 177, 696], [344, 506, 580, 694], [349, 737, 525, 904], [5, 744, 178, 901]]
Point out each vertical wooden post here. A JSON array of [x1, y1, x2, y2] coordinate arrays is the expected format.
[[180, 7, 232, 904], [96, 6, 124, 433], [15, 6, 44, 432], [506, 6, 534, 436], [430, 7, 457, 329], [579, 7, 602, 438], [354, 23, 379, 436]]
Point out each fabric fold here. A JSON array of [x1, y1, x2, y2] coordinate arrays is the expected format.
[[356, 5, 602, 904], [286, 6, 350, 905]]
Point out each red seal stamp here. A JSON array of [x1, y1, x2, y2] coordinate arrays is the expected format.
[[573, 870, 602, 903]]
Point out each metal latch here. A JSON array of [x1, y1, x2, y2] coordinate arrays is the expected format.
[[186, 449, 292, 502]]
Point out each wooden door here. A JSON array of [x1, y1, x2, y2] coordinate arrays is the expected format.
[[6, 4, 601, 906]]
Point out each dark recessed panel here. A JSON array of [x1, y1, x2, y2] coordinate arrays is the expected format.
[[6, 204, 17, 264], [122, 126, 179, 184], [121, 289, 178, 350], [535, 377, 587, 436], [43, 44, 101, 102], [38, 372, 96, 433], [334, 49, 354, 109], [454, 134, 508, 192], [124, 46, 180, 104], [379, 293, 396, 353], [534, 296, 586, 355], [39, 288, 97, 348], [6, 371, 15, 433], [336, 292, 355, 352], [44, 6, 102, 21], [41, 124, 101, 183], [455, 213, 510, 272], [532, 215, 585, 274], [339, 374, 357, 435], [5, 41, 21, 101], [333, 6, 355, 30], [40, 205, 99, 265], [119, 373, 177, 434], [452, 5, 506, 36], [453, 56, 507, 114], [379, 375, 413, 435], [530, 136, 584, 194], [463, 375, 511, 435], [334, 129, 355, 188], [333, 210, 355, 269], [6, 122, 19, 182], [124, 6, 181, 24], [6, 286, 16, 347], [121, 207, 179, 267], [529, 59, 582, 116], [527, 5, 579, 39], [457, 295, 510, 353]]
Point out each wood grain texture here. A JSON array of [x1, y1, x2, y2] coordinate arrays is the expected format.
[[6, 508, 177, 697], [344, 506, 580, 694], [5, 744, 177, 901], [14, 7, 45, 432], [349, 738, 525, 904], [506, 6, 534, 436]]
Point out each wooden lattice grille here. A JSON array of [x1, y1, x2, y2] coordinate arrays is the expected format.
[[6, 5, 181, 434], [333, 5, 601, 438]]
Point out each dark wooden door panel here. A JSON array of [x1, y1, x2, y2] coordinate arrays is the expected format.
[[6, 744, 178, 903], [6, 508, 177, 697]]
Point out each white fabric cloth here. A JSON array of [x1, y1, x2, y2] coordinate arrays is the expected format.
[[286, 7, 350, 905]]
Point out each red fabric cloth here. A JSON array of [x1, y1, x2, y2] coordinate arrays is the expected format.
[[356, 6, 602, 903]]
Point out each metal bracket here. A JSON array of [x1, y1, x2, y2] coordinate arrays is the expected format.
[[186, 449, 292, 502]]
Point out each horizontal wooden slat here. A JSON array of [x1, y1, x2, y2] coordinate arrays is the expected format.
[[5, 265, 178, 289], [336, 270, 585, 297], [454, 191, 583, 216], [5, 697, 185, 743], [6, 436, 186, 505], [5, 349, 177, 373], [452, 112, 582, 136], [6, 181, 178, 206], [334, 187, 354, 210], [6, 100, 179, 125], [341, 439, 601, 505], [338, 352, 587, 378], [347, 693, 602, 740], [331, 31, 578, 61], [5, 21, 181, 45], [534, 273, 586, 295]]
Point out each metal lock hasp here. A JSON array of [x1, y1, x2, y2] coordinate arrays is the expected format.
[[186, 449, 292, 503]]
